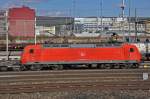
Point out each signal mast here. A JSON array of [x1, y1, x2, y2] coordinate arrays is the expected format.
[[120, 0, 125, 18]]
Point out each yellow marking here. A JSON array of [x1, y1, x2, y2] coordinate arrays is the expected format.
[[144, 64, 148, 68]]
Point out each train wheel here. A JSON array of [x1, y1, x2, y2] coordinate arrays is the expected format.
[[63, 65, 70, 69], [97, 64, 101, 69], [100, 64, 105, 69], [136, 64, 139, 68], [30, 66, 36, 71], [58, 65, 63, 70], [132, 64, 139, 69], [51, 65, 63, 70], [120, 64, 128, 69], [114, 64, 120, 69], [88, 64, 92, 69], [104, 64, 111, 69], [12, 67, 20, 71], [30, 65, 42, 71], [20, 65, 28, 71]]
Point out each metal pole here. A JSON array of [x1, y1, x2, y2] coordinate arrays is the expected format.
[[128, 0, 131, 42], [6, 10, 9, 60], [122, 0, 125, 18], [96, 17, 99, 32], [73, 0, 76, 33], [100, 0, 103, 32], [69, 8, 72, 34], [121, 0, 125, 42], [135, 8, 138, 42], [122, 16, 125, 42], [34, 17, 37, 44]]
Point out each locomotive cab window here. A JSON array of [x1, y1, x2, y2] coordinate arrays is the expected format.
[[130, 48, 134, 52], [29, 49, 34, 54]]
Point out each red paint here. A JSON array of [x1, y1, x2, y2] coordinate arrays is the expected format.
[[21, 44, 141, 64], [8, 6, 35, 20], [8, 6, 35, 37]]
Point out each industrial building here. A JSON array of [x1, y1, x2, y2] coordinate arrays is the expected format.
[[36, 16, 74, 36], [74, 17, 148, 37], [8, 6, 35, 37]]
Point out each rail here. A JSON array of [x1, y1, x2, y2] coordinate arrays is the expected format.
[[0, 69, 149, 93]]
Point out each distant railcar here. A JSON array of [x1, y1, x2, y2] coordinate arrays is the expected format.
[[132, 43, 150, 61], [20, 43, 141, 70]]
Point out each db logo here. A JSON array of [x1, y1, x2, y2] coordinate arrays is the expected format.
[[80, 52, 86, 57]]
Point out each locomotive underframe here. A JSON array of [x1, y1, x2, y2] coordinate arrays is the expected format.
[[22, 60, 139, 70]]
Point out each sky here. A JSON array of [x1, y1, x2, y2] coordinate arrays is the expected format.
[[0, 0, 150, 17]]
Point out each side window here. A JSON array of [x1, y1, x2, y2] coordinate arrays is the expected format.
[[29, 49, 34, 54], [130, 48, 134, 53]]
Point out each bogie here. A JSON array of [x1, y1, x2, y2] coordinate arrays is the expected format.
[[51, 65, 63, 70]]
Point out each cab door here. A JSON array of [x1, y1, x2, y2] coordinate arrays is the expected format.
[[128, 47, 135, 61], [29, 48, 41, 63]]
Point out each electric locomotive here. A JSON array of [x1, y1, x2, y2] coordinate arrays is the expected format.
[[20, 43, 141, 70]]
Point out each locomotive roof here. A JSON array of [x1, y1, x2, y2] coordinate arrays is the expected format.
[[42, 43, 123, 48]]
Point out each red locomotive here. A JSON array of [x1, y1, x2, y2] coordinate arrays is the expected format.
[[21, 43, 141, 70]]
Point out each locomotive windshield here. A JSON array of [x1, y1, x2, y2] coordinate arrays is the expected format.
[[130, 48, 134, 52], [29, 49, 34, 54]]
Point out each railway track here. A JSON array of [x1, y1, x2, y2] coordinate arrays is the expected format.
[[0, 69, 150, 93], [0, 81, 150, 93]]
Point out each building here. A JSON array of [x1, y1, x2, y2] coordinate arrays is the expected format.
[[74, 17, 149, 37], [0, 10, 7, 37], [141, 20, 150, 33], [145, 21, 150, 33], [8, 6, 35, 37], [36, 16, 74, 36]]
